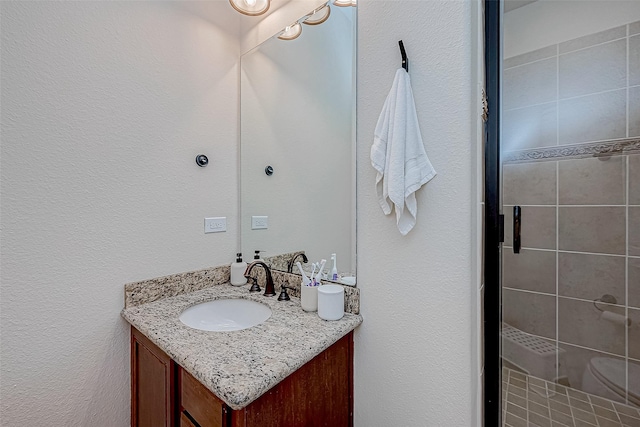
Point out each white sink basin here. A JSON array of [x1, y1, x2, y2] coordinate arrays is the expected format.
[[179, 299, 272, 332]]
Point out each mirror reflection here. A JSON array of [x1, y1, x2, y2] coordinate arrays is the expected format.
[[240, 3, 356, 285]]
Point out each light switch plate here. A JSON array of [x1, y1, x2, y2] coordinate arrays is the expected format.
[[205, 217, 226, 233], [251, 216, 268, 230]]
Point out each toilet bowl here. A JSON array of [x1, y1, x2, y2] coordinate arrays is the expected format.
[[582, 357, 640, 407]]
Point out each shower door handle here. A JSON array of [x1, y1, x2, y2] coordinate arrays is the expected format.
[[513, 206, 521, 254]]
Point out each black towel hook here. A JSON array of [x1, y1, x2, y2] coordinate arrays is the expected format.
[[398, 40, 409, 72]]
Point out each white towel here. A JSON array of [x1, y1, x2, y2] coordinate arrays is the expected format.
[[370, 68, 436, 235]]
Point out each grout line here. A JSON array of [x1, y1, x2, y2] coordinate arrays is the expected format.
[[624, 24, 630, 400], [557, 339, 627, 359], [504, 204, 628, 208], [628, 25, 631, 141], [505, 35, 628, 71], [559, 86, 627, 104], [503, 287, 627, 309], [625, 146, 630, 406], [558, 35, 628, 57], [502, 286, 556, 297], [504, 53, 556, 71], [505, 86, 629, 112], [503, 99, 557, 113], [556, 205, 628, 208], [556, 156, 560, 388], [503, 247, 627, 258]]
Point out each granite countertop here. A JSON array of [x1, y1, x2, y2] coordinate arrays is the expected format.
[[121, 283, 362, 410]]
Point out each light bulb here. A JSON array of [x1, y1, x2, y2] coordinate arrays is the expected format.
[[229, 0, 269, 16], [278, 23, 302, 40], [303, 4, 331, 26]]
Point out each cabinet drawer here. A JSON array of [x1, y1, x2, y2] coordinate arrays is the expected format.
[[180, 412, 197, 427], [180, 369, 225, 427]]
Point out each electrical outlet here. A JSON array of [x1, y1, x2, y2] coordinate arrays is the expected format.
[[251, 216, 268, 230], [204, 217, 226, 233]]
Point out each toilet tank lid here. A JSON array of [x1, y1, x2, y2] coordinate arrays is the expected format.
[[591, 357, 640, 399]]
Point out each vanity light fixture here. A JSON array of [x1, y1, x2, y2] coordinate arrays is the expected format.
[[229, 0, 270, 16], [278, 22, 303, 41], [303, 4, 331, 26], [333, 0, 356, 7]]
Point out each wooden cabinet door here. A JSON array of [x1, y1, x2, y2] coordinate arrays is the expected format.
[[232, 331, 354, 427], [179, 368, 227, 427], [131, 327, 176, 427]]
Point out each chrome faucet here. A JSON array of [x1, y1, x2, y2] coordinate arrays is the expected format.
[[287, 251, 308, 273], [244, 261, 276, 297]]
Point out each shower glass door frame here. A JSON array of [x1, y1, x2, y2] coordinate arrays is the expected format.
[[483, 0, 502, 425]]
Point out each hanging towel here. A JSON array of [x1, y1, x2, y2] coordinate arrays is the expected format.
[[370, 68, 437, 235]]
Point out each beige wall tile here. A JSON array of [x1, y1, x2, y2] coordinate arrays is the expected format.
[[558, 207, 626, 255], [558, 252, 625, 304], [550, 408, 575, 425], [630, 155, 640, 205], [612, 402, 640, 419], [503, 249, 556, 294], [503, 289, 556, 339], [559, 89, 627, 145], [504, 412, 527, 427], [505, 45, 557, 69], [631, 207, 640, 257], [631, 35, 640, 87], [631, 21, 640, 36], [559, 25, 626, 54], [503, 57, 557, 110], [629, 308, 640, 360], [558, 297, 626, 355], [630, 257, 640, 309], [503, 161, 557, 205], [559, 39, 627, 99], [503, 102, 557, 152], [558, 156, 626, 205], [528, 411, 551, 426], [631, 86, 640, 138], [504, 206, 556, 250]]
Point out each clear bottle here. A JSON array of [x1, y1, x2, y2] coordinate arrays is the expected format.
[[230, 253, 248, 286], [330, 253, 338, 281]]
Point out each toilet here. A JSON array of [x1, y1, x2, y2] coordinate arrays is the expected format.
[[582, 357, 640, 407]]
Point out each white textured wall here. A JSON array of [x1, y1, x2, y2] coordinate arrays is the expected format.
[[354, 1, 478, 425], [0, 2, 239, 425]]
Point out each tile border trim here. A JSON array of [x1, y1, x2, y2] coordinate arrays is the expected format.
[[503, 137, 640, 164]]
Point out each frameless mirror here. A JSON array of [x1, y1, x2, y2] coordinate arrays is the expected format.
[[240, 3, 356, 285]]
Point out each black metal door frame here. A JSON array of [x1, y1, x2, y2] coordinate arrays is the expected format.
[[483, 0, 502, 426]]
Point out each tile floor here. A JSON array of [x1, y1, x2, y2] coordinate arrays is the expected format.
[[502, 368, 640, 427]]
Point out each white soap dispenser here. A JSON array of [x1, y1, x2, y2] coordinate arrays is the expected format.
[[330, 253, 338, 281], [231, 253, 248, 286]]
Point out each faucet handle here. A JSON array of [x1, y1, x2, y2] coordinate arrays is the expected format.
[[277, 286, 291, 301], [248, 277, 261, 293]]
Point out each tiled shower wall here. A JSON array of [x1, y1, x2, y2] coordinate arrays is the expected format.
[[503, 21, 640, 152], [501, 21, 640, 406]]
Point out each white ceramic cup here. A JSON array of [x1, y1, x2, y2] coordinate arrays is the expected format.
[[317, 284, 344, 321], [300, 284, 318, 312]]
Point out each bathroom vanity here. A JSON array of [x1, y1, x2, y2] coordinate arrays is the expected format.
[[131, 327, 353, 427], [121, 267, 362, 427]]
